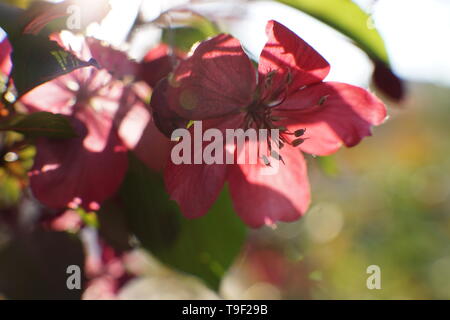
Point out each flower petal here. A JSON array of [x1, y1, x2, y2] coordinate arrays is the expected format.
[[115, 83, 172, 172], [259, 20, 330, 95], [275, 82, 387, 156], [87, 38, 139, 79], [165, 161, 227, 219], [227, 145, 310, 228], [29, 109, 128, 210], [164, 116, 242, 218], [139, 44, 178, 88], [19, 73, 76, 115], [150, 78, 191, 138], [0, 38, 12, 76], [373, 60, 405, 102], [164, 34, 256, 120]]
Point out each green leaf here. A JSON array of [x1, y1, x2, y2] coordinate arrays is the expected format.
[[161, 11, 219, 52], [116, 154, 247, 290], [0, 2, 99, 97], [0, 112, 77, 139], [9, 34, 94, 97], [276, 0, 389, 64], [0, 168, 21, 208], [0, 0, 36, 10], [316, 155, 339, 177], [163, 27, 211, 52]]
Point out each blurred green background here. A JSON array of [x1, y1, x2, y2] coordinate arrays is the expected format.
[[221, 82, 450, 300]]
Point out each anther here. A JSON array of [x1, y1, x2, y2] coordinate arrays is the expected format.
[[293, 138, 306, 147], [262, 155, 271, 167], [294, 128, 306, 137], [271, 150, 285, 164], [318, 95, 330, 106]]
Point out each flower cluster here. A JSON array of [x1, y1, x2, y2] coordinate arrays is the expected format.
[[1, 20, 386, 229]]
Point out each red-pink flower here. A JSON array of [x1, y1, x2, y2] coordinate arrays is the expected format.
[[83, 241, 132, 300], [0, 37, 12, 75], [139, 44, 185, 89], [20, 36, 134, 211], [85, 38, 171, 172], [151, 20, 387, 227]]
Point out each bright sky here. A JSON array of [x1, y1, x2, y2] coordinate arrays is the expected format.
[[226, 0, 450, 87], [138, 0, 450, 87], [372, 0, 450, 86]]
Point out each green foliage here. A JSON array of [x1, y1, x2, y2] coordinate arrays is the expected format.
[[115, 154, 247, 290], [9, 34, 94, 97], [0, 2, 95, 96], [0, 112, 77, 139], [163, 27, 210, 52], [0, 169, 21, 208], [0, 0, 36, 10], [316, 155, 339, 177], [161, 12, 219, 52], [276, 0, 389, 64]]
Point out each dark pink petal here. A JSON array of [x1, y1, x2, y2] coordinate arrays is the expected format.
[[131, 118, 172, 172], [29, 108, 128, 210], [163, 34, 256, 120], [140, 44, 178, 88], [165, 161, 227, 219], [150, 78, 191, 138], [115, 83, 172, 172], [164, 115, 242, 218], [87, 38, 139, 79], [227, 144, 310, 228], [259, 20, 330, 96], [275, 82, 387, 156], [0, 38, 12, 76], [373, 60, 405, 102]]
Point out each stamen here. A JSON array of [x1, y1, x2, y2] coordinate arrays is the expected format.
[[319, 95, 330, 106], [293, 138, 306, 147], [294, 128, 306, 137], [243, 68, 313, 161], [265, 70, 277, 88], [271, 116, 286, 122], [271, 150, 285, 164], [271, 150, 280, 160], [262, 155, 271, 167]]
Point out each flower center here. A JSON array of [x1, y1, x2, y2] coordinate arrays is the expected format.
[[241, 70, 307, 165]]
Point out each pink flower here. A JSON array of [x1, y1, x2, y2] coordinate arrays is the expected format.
[[0, 38, 12, 75], [139, 44, 183, 88], [86, 38, 139, 80], [83, 241, 132, 300], [151, 20, 387, 227], [85, 39, 174, 172], [21, 36, 134, 211]]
